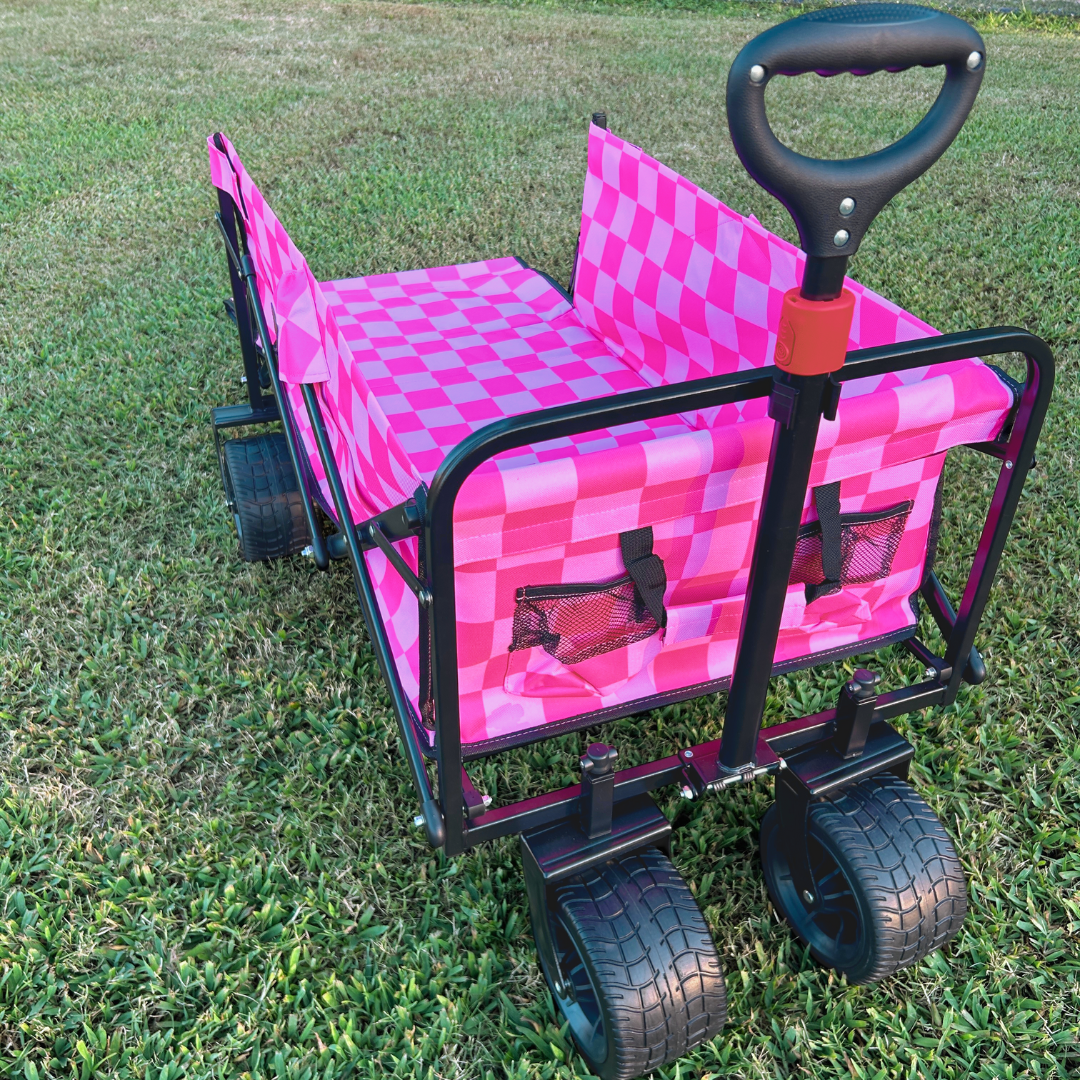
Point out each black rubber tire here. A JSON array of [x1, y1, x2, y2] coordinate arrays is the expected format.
[[221, 433, 310, 562], [542, 847, 726, 1080], [760, 774, 967, 984]]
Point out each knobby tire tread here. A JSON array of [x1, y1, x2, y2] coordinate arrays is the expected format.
[[763, 774, 967, 984], [554, 847, 726, 1079], [809, 775, 967, 982], [223, 434, 310, 561]]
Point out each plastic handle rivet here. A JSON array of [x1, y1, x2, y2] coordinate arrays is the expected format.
[[802, 890, 815, 905], [1005, 460, 1013, 470], [833, 229, 850, 248], [749, 64, 766, 85], [838, 197, 855, 217], [966, 51, 983, 72]]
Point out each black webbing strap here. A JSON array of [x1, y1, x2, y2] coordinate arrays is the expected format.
[[619, 527, 667, 628], [806, 481, 843, 603]]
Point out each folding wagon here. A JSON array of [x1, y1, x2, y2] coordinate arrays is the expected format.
[[205, 6, 1052, 1076]]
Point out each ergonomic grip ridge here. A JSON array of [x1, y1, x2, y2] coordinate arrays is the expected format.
[[727, 4, 985, 263]]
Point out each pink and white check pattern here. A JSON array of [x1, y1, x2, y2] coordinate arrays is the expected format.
[[208, 135, 420, 519], [208, 127, 1015, 750], [321, 261, 689, 482]]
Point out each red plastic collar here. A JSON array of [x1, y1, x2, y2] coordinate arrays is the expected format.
[[773, 287, 855, 376]]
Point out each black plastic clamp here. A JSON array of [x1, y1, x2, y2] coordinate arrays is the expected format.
[[833, 668, 880, 759], [580, 743, 618, 839]]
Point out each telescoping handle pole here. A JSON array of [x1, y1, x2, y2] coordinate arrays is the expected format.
[[717, 4, 985, 771]]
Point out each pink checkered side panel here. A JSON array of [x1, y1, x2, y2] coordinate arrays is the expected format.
[[451, 353, 1009, 568], [371, 453, 949, 744], [321, 258, 692, 483], [207, 136, 307, 339], [207, 134, 420, 516], [573, 124, 988, 428], [366, 540, 429, 736]]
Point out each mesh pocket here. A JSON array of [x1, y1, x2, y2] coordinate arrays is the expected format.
[[790, 532, 828, 588], [841, 508, 912, 582], [511, 577, 660, 666], [790, 501, 913, 591]]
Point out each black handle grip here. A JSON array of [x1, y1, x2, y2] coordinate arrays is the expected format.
[[727, 4, 985, 261]]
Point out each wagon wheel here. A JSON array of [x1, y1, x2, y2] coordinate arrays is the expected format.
[[760, 774, 968, 984], [540, 846, 726, 1080], [221, 432, 310, 562]]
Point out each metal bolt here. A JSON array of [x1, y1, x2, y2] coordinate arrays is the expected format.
[[680, 784, 696, 801], [413, 815, 425, 829], [839, 197, 855, 217], [749, 64, 766, 85], [301, 545, 315, 558], [1005, 460, 1014, 470], [833, 229, 850, 248], [482, 794, 493, 808], [683, 749, 694, 759], [966, 51, 983, 72], [802, 889, 815, 905]]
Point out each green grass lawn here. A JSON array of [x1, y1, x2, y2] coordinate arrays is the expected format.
[[1, 1, 1078, 1077]]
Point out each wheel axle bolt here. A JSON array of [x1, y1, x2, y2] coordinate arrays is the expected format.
[[802, 889, 815, 905]]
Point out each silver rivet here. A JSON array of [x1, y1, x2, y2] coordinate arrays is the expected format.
[[749, 64, 766, 85], [833, 229, 850, 248], [683, 749, 694, 759], [413, 815, 425, 829], [802, 890, 815, 905], [839, 197, 855, 217], [680, 784, 695, 801], [482, 794, 492, 807], [1005, 460, 1013, 470], [966, 51, 983, 72]]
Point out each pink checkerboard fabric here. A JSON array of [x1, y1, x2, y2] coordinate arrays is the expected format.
[[572, 123, 984, 433], [448, 449, 969, 746], [209, 127, 1015, 752], [208, 135, 420, 517], [321, 260, 691, 483], [370, 128, 1013, 747]]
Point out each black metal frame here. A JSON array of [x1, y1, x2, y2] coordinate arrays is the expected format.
[[209, 180, 1054, 880]]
